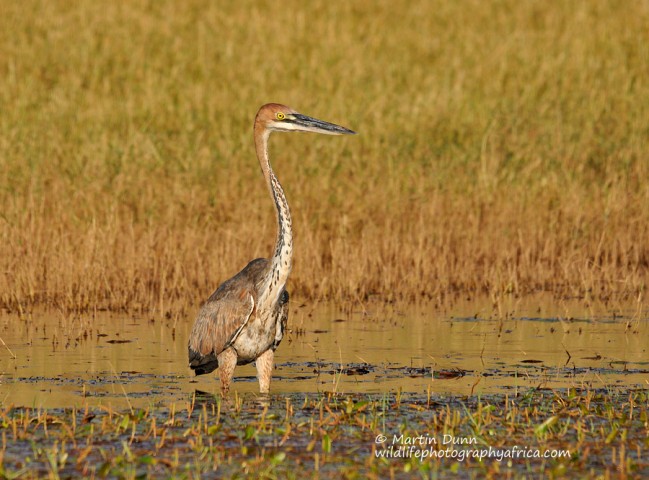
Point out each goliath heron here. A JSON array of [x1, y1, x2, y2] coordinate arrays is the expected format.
[[188, 103, 355, 394]]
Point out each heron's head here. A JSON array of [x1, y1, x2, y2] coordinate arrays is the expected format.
[[255, 103, 356, 136]]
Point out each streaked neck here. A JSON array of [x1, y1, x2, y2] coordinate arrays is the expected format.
[[254, 125, 293, 298]]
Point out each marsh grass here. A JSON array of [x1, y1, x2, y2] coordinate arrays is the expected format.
[[0, 389, 646, 478], [1, 1, 648, 314]]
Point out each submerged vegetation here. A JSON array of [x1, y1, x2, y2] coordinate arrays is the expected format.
[[0, 389, 647, 478], [0, 1, 648, 315]]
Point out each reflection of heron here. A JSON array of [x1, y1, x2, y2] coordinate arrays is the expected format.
[[188, 104, 355, 394]]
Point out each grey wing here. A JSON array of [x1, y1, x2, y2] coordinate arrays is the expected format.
[[188, 286, 255, 375]]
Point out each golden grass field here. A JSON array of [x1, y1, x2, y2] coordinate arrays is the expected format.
[[1, 0, 648, 315]]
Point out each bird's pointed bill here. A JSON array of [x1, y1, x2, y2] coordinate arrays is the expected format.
[[291, 113, 356, 135]]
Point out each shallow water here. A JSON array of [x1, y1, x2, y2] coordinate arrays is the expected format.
[[1, 295, 647, 408]]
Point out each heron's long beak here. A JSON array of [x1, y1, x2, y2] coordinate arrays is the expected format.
[[291, 113, 356, 135]]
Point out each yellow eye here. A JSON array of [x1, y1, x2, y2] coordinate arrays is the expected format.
[[276, 112, 285, 120]]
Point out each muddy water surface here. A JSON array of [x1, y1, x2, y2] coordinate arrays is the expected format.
[[1, 295, 647, 408]]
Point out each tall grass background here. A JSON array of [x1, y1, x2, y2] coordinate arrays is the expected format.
[[1, 0, 647, 314]]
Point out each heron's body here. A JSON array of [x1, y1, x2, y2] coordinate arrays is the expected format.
[[188, 103, 355, 394]]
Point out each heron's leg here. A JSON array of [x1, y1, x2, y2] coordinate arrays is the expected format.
[[217, 347, 237, 394], [255, 349, 274, 394]]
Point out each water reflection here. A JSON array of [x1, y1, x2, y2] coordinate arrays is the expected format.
[[0, 295, 647, 408]]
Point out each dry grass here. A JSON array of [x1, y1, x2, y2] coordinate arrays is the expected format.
[[1, 0, 648, 314]]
